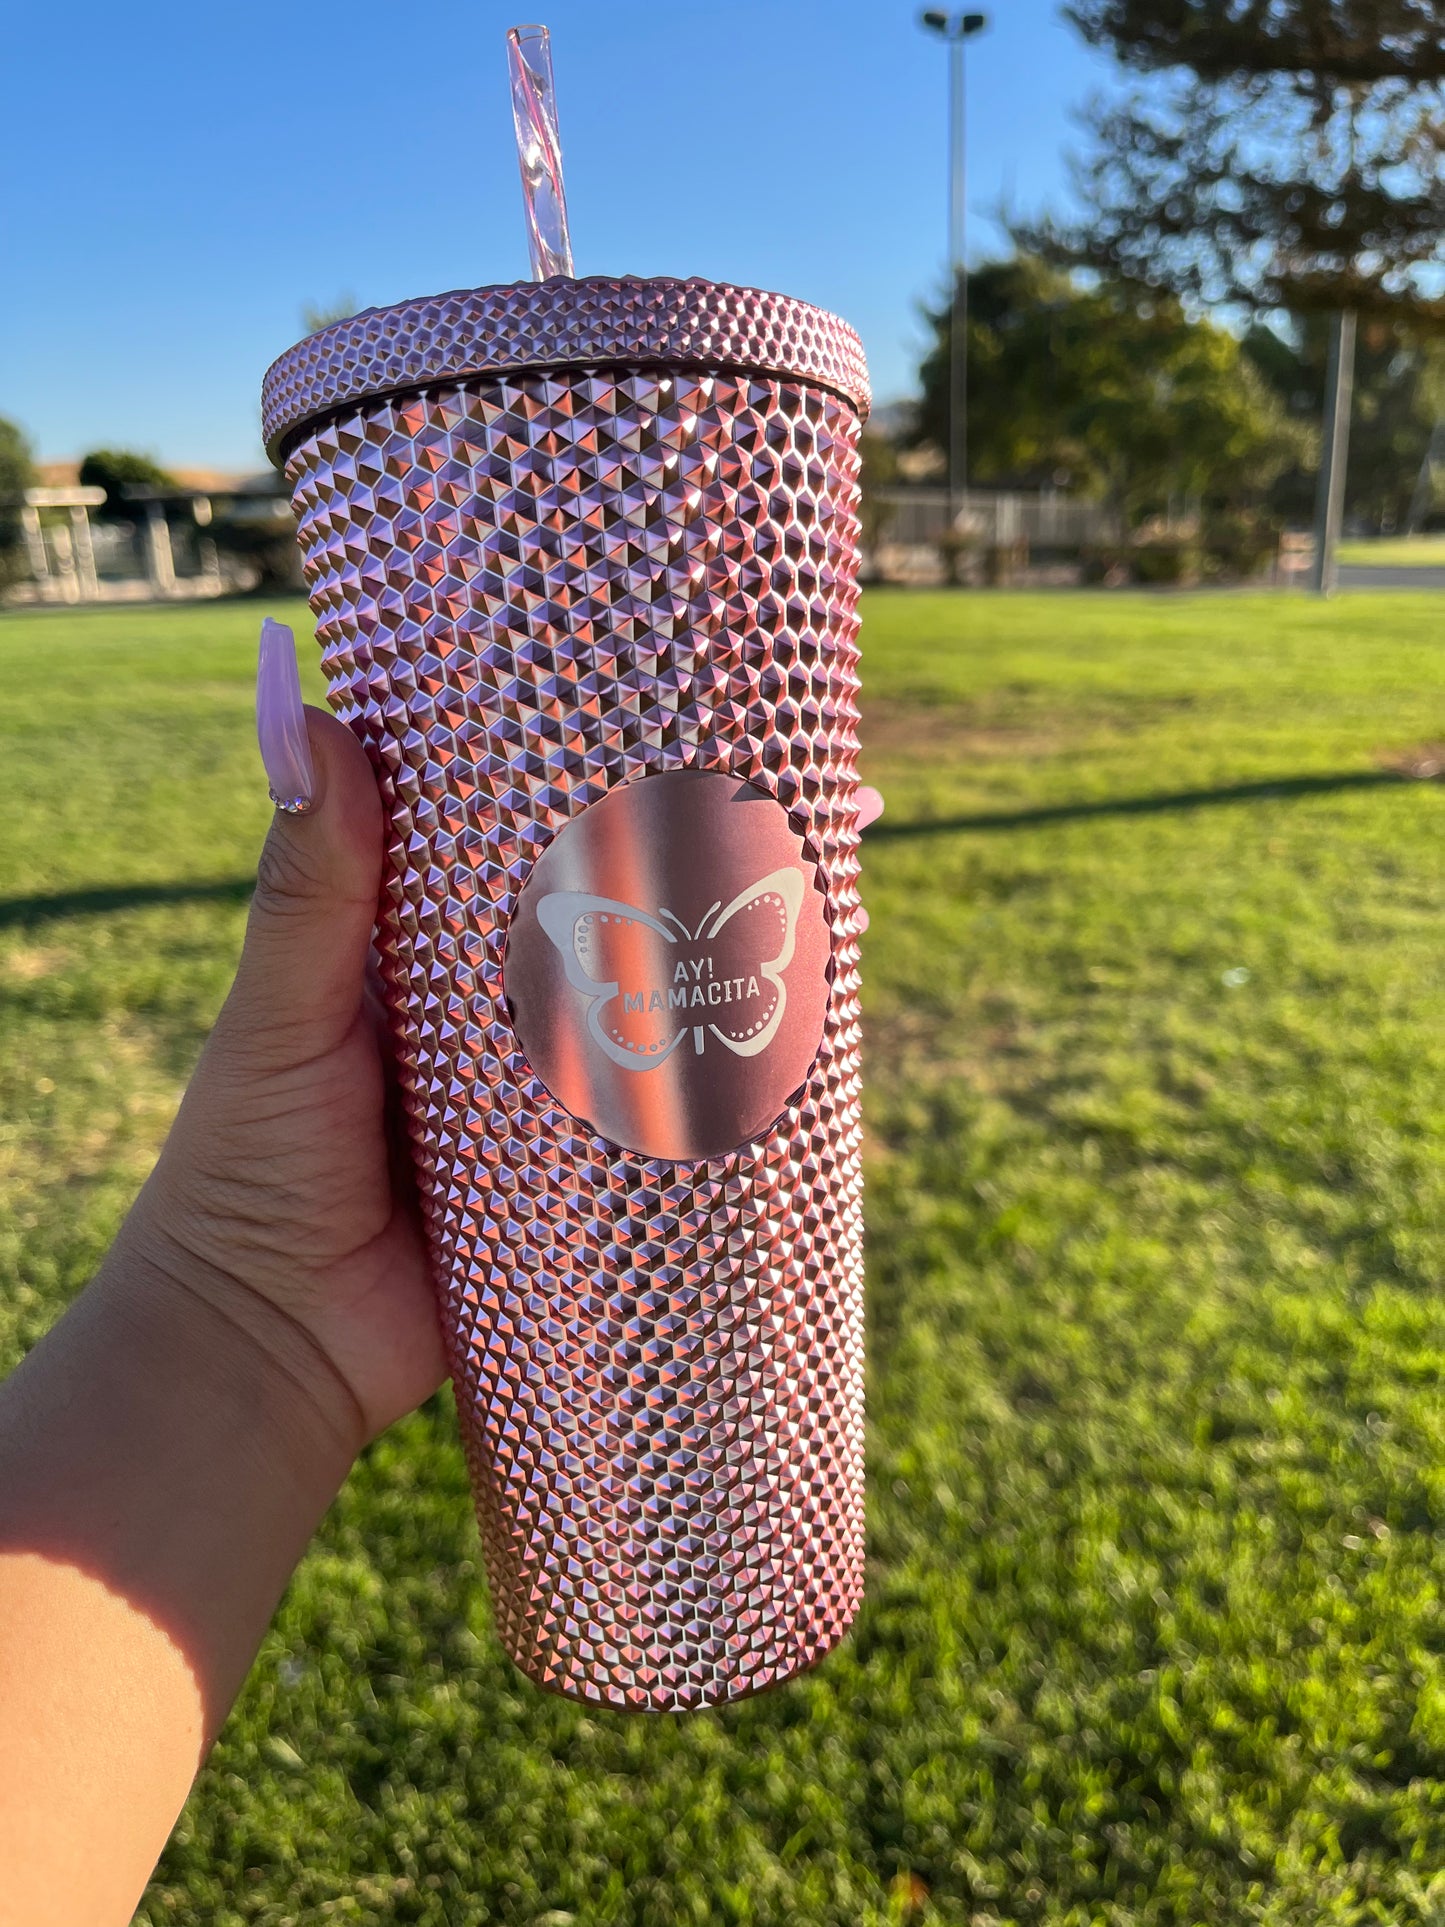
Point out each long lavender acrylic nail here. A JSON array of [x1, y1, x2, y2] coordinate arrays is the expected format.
[[256, 617, 314, 814]]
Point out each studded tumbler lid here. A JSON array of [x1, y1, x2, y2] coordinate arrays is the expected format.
[[261, 274, 870, 462]]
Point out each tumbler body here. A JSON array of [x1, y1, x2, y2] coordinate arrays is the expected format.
[[263, 278, 868, 1710]]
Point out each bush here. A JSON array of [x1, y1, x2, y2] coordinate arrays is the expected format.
[[0, 417, 35, 590], [206, 502, 305, 594], [1130, 538, 1202, 587], [1080, 543, 1131, 586], [984, 538, 1030, 587], [77, 448, 179, 518], [936, 526, 977, 586], [858, 429, 900, 568], [1203, 508, 1278, 580]]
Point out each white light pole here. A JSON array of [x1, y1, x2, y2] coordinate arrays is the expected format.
[[1309, 310, 1356, 597], [921, 8, 988, 523]]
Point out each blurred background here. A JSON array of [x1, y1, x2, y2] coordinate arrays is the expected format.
[[7, 3, 1445, 1923], [8, 0, 1445, 599]]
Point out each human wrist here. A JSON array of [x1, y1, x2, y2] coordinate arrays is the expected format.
[[96, 1202, 367, 1487], [0, 1182, 367, 1876]]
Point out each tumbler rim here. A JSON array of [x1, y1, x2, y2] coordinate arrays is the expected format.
[[261, 273, 871, 463]]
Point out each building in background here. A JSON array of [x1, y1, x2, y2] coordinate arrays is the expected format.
[[9, 462, 300, 605]]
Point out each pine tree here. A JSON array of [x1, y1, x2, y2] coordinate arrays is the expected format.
[[1029, 1, 1445, 583], [1049, 0, 1445, 321]]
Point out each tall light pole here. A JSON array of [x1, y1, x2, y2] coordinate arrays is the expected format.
[[1309, 309, 1356, 597], [921, 9, 987, 523]]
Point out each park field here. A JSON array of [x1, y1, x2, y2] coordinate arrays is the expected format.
[[7, 590, 1445, 1924], [1337, 535, 1445, 568]]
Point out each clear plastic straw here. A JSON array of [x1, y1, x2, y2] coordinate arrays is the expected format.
[[507, 24, 574, 280]]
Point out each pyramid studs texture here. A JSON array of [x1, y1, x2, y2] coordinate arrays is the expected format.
[[262, 275, 870, 463], [276, 285, 867, 1711]]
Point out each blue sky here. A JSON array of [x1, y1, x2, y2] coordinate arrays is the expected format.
[[1, 0, 1120, 470]]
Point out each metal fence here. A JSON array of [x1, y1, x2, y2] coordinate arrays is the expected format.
[[874, 488, 1118, 548]]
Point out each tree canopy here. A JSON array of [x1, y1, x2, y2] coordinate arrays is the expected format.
[[78, 448, 179, 518], [0, 418, 36, 587], [1067, 0, 1445, 85], [1244, 312, 1445, 529], [0, 417, 34, 506], [300, 294, 359, 335], [915, 256, 1309, 524], [1034, 0, 1445, 320]]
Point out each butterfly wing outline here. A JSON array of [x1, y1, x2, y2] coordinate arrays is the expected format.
[[702, 867, 806, 1058], [533, 892, 686, 1071]]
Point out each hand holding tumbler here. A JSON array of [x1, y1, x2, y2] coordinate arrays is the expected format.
[[261, 39, 869, 1711]]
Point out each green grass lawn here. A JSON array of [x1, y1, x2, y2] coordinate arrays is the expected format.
[[1337, 534, 1445, 568], [6, 591, 1445, 1924]]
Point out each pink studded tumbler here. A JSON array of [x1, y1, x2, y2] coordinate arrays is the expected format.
[[262, 277, 869, 1710]]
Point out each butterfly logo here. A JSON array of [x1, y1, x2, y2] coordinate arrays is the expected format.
[[535, 869, 806, 1072]]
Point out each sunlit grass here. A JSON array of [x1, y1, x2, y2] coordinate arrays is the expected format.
[[4, 591, 1445, 1923], [1337, 533, 1445, 567]]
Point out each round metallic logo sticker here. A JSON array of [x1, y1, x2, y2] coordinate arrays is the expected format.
[[505, 770, 832, 1161]]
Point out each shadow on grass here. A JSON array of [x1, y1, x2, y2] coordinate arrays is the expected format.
[[0, 771, 1425, 926], [0, 876, 255, 932], [867, 769, 1415, 840]]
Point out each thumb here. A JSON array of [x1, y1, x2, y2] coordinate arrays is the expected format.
[[223, 631, 385, 1066]]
